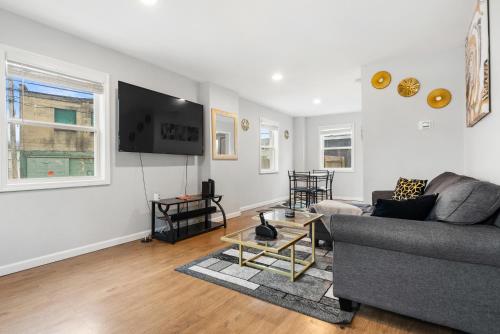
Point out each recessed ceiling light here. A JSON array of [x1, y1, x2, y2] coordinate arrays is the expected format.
[[141, 0, 158, 6], [313, 98, 322, 105], [271, 73, 283, 81]]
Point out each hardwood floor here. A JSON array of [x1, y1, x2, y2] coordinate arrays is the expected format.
[[0, 208, 457, 334]]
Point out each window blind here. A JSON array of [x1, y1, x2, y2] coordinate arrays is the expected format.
[[320, 126, 352, 138], [6, 61, 104, 94]]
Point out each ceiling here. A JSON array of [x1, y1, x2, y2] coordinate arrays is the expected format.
[[0, 0, 476, 116]]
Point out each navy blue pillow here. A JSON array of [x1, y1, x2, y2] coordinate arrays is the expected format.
[[372, 194, 438, 221]]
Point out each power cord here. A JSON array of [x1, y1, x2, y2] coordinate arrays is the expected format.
[[139, 152, 152, 214], [139, 152, 153, 243]]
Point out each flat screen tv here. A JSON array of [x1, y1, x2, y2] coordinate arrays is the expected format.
[[118, 81, 204, 155]]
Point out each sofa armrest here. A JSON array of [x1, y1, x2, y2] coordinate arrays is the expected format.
[[330, 214, 500, 268], [372, 190, 394, 205]]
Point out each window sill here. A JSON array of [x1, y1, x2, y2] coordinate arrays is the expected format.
[[259, 170, 279, 175], [323, 168, 355, 174], [0, 177, 110, 192]]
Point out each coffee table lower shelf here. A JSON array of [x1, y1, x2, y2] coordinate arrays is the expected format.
[[238, 246, 315, 282]]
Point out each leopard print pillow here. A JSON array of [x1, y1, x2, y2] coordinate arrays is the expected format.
[[392, 177, 428, 201]]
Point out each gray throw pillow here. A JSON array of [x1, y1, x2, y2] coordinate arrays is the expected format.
[[433, 180, 500, 224]]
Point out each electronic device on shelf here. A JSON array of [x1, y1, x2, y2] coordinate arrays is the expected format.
[[255, 212, 278, 239], [202, 179, 215, 198]]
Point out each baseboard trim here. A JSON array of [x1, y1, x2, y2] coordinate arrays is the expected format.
[[1, 210, 244, 277], [239, 196, 288, 212], [212, 211, 241, 222], [0, 230, 150, 277], [3, 195, 346, 277]]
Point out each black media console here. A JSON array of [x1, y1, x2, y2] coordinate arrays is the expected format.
[[151, 195, 226, 244]]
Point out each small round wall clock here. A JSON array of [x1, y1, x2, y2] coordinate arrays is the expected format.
[[284, 130, 290, 139], [427, 88, 452, 109], [241, 118, 250, 131], [398, 77, 420, 97], [371, 71, 392, 89]]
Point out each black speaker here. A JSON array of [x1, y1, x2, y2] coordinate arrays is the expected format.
[[202, 179, 215, 198]]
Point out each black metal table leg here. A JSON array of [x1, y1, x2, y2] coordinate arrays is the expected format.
[[157, 203, 175, 243], [213, 197, 227, 228], [204, 199, 210, 228], [151, 202, 156, 239], [186, 202, 189, 236]]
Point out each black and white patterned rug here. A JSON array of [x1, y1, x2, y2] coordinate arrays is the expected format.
[[175, 238, 357, 324]]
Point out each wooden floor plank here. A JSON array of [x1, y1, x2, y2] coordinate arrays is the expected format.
[[0, 208, 457, 334]]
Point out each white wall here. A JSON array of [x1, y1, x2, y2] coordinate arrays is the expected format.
[[0, 10, 201, 272], [198, 83, 242, 215], [464, 1, 500, 183], [239, 98, 294, 208], [304, 112, 364, 201], [198, 84, 294, 214], [293, 117, 306, 171], [362, 47, 466, 201], [0, 10, 294, 274]]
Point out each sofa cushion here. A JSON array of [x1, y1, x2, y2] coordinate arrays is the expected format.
[[331, 214, 500, 268], [372, 195, 438, 221], [392, 177, 427, 200], [433, 180, 500, 224], [423, 172, 476, 195]]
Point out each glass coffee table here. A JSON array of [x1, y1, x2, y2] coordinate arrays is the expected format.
[[221, 210, 323, 282]]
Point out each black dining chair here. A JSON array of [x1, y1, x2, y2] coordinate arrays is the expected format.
[[312, 170, 335, 201], [310, 171, 328, 203], [326, 170, 335, 199], [288, 171, 312, 208]]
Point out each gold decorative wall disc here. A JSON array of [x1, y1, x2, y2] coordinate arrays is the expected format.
[[241, 118, 250, 131], [371, 71, 392, 89], [427, 88, 452, 109], [398, 78, 420, 97]]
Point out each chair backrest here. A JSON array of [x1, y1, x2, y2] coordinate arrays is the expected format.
[[311, 170, 333, 189], [328, 170, 335, 183], [291, 171, 310, 188]]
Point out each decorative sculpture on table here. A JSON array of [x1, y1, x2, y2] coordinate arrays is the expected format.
[[466, 0, 491, 127], [255, 212, 277, 239]]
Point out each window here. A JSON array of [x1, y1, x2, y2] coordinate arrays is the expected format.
[[260, 118, 279, 173], [54, 108, 77, 125], [319, 124, 354, 171], [1, 46, 110, 191]]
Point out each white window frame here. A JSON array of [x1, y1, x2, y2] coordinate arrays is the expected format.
[[0, 45, 110, 192], [319, 123, 354, 173], [259, 118, 279, 174]]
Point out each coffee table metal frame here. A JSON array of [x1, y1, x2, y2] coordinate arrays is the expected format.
[[221, 210, 323, 282]]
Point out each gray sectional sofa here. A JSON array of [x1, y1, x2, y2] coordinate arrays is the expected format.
[[330, 172, 500, 334]]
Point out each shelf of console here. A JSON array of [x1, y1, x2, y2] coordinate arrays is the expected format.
[[150, 195, 227, 244]]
